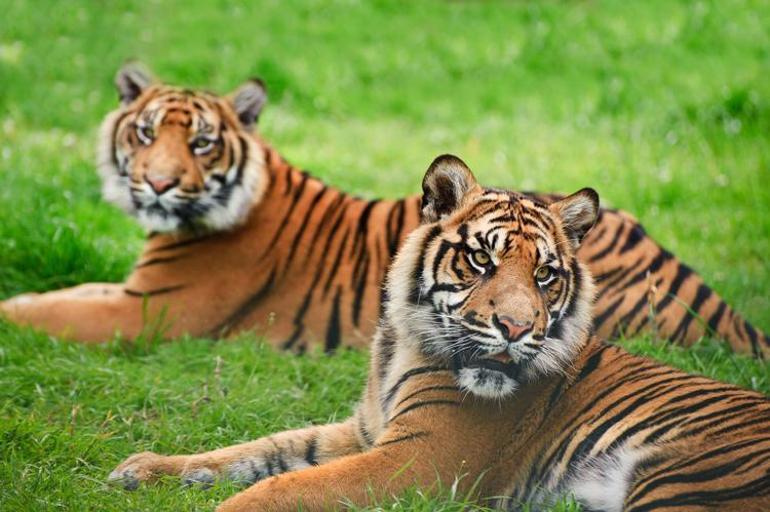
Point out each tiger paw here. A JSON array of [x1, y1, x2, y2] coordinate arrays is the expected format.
[[108, 451, 176, 490], [1, 293, 39, 312]]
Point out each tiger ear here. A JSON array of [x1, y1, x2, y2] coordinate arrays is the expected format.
[[115, 61, 153, 105], [550, 188, 600, 248], [228, 78, 268, 130], [420, 154, 479, 223]]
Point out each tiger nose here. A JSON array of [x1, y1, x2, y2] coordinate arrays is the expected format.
[[144, 175, 179, 195], [496, 315, 532, 342]]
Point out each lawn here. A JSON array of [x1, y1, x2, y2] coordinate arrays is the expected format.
[[1, 0, 769, 510]]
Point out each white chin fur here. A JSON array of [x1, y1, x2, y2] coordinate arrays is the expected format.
[[135, 209, 183, 232], [457, 367, 519, 399]]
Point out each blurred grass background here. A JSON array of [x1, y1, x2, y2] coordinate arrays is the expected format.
[[0, 0, 768, 510]]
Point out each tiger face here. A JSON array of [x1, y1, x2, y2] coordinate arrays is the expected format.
[[98, 63, 268, 232], [387, 155, 598, 399]]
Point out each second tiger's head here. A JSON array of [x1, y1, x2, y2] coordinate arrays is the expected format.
[[386, 155, 599, 399], [98, 62, 269, 233]]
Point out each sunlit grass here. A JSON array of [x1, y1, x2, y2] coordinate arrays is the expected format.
[[1, 0, 768, 510]]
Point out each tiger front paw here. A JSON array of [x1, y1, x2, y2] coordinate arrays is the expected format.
[[0, 293, 39, 317], [108, 451, 175, 490]]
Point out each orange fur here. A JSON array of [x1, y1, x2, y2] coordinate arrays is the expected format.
[[1, 66, 768, 357]]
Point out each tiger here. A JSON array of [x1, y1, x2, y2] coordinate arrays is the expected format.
[[1, 63, 768, 358], [108, 155, 770, 511]]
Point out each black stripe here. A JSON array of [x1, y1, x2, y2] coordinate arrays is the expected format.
[[261, 171, 310, 254], [617, 249, 670, 293], [408, 226, 443, 304], [654, 262, 694, 314], [109, 110, 132, 170], [135, 255, 184, 268], [594, 257, 644, 302], [124, 284, 185, 297], [208, 268, 276, 337], [383, 366, 446, 408], [618, 223, 645, 254], [350, 201, 379, 326], [322, 228, 351, 295], [575, 343, 610, 382], [743, 321, 761, 355], [325, 287, 343, 352], [376, 431, 430, 448], [587, 223, 625, 262], [593, 296, 624, 331], [388, 199, 407, 258], [706, 301, 727, 336], [284, 185, 328, 269], [388, 400, 461, 423], [304, 436, 319, 466], [357, 416, 374, 447], [671, 283, 712, 342], [304, 192, 346, 263], [393, 385, 459, 409]]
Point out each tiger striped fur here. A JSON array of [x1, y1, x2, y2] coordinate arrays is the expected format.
[[109, 155, 770, 511], [1, 63, 768, 357]]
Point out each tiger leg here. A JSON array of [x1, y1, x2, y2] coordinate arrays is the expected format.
[[216, 435, 464, 512], [1, 283, 174, 343], [108, 419, 363, 490], [582, 209, 770, 357]]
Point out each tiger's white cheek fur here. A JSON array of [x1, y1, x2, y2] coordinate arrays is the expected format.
[[194, 154, 263, 232], [457, 367, 518, 399], [100, 164, 135, 215]]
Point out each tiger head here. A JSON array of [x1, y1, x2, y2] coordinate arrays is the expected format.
[[386, 155, 598, 399], [98, 62, 269, 232]]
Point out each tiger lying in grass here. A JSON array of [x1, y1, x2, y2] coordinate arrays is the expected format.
[[109, 155, 770, 511], [1, 63, 768, 358]]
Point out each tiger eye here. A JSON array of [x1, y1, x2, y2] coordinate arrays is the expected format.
[[535, 266, 553, 282], [193, 138, 210, 148], [138, 125, 155, 142], [471, 250, 491, 267]]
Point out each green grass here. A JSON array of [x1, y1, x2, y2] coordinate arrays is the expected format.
[[0, 0, 769, 510]]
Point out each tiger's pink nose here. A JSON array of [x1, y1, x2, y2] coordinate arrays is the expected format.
[[144, 175, 179, 195], [497, 315, 532, 341]]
